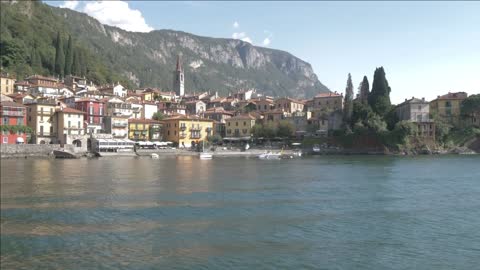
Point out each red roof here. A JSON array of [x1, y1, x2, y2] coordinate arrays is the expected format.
[[163, 114, 213, 122], [434, 92, 468, 100]]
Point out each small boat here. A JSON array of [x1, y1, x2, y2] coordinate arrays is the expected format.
[[258, 151, 281, 160], [151, 153, 159, 159], [312, 144, 321, 153], [199, 141, 213, 159], [199, 152, 213, 159]]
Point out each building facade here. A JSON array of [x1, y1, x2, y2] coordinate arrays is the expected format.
[[430, 92, 468, 126], [163, 115, 213, 147], [225, 114, 256, 139], [51, 107, 85, 145], [75, 98, 106, 131], [0, 73, 15, 95], [26, 99, 57, 144], [1, 101, 27, 144]]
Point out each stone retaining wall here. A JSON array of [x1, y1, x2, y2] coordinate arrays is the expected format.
[[0, 144, 76, 158]]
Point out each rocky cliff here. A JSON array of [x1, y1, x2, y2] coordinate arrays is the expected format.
[[1, 1, 330, 98]]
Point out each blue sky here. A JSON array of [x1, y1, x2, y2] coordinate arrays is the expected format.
[[47, 1, 480, 103]]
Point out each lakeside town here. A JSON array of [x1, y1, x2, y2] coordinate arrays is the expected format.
[[1, 55, 479, 158]]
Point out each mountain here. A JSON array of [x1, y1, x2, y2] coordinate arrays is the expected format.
[[0, 1, 330, 98]]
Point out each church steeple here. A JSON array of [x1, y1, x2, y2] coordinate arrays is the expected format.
[[173, 53, 184, 96], [176, 54, 183, 72]]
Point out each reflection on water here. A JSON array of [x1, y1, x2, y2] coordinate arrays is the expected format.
[[1, 155, 480, 269]]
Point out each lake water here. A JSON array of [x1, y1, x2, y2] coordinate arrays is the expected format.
[[1, 155, 479, 269]]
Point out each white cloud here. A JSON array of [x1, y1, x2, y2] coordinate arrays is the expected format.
[[232, 32, 252, 44], [262, 38, 271, 46], [242, 37, 253, 44], [82, 1, 154, 33], [232, 32, 246, 39], [233, 21, 239, 28], [262, 30, 273, 47], [60, 0, 79, 10]]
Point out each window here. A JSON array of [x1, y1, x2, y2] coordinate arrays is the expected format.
[[167, 130, 170, 136], [236, 122, 238, 126], [68, 121, 71, 128], [244, 121, 246, 126], [40, 126, 44, 135], [3, 117, 7, 125], [3, 137, 7, 143], [228, 122, 230, 126], [18, 117, 23, 125]]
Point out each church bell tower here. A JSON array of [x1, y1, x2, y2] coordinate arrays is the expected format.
[[173, 53, 184, 96]]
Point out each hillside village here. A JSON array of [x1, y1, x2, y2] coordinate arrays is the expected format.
[[1, 55, 479, 155]]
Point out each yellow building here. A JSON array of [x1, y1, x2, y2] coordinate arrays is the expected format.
[[163, 115, 214, 147], [0, 73, 15, 95], [430, 92, 468, 126], [225, 114, 256, 139], [128, 119, 163, 141], [26, 99, 58, 144]]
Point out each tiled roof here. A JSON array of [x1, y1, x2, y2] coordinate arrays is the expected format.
[[434, 92, 468, 100], [163, 114, 213, 121], [1, 101, 26, 107], [314, 92, 342, 98], [128, 118, 163, 124], [229, 114, 256, 120]]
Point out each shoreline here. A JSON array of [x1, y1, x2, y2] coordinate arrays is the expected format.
[[1, 147, 477, 159]]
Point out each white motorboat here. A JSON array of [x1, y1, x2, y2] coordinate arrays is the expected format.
[[199, 152, 213, 159], [151, 153, 159, 159], [258, 151, 281, 160], [312, 144, 321, 153]]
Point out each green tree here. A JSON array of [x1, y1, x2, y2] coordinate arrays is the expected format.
[[64, 35, 73, 76], [460, 94, 480, 118], [351, 100, 374, 126], [72, 50, 81, 76], [343, 73, 354, 124], [54, 31, 65, 77], [368, 67, 391, 116], [30, 46, 42, 70], [277, 120, 294, 138], [358, 75, 369, 104], [152, 111, 165, 121]]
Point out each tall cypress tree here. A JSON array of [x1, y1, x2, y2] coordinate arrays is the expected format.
[[343, 73, 354, 123], [368, 67, 391, 116], [358, 76, 370, 104], [64, 35, 73, 76], [30, 46, 41, 70], [72, 50, 80, 76], [54, 32, 65, 78]]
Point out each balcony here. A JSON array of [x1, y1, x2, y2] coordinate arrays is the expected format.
[[190, 135, 201, 139], [180, 133, 187, 138], [180, 125, 187, 131], [113, 122, 128, 128], [190, 125, 201, 131], [2, 110, 25, 116]]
